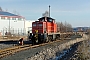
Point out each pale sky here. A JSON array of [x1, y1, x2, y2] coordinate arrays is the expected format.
[[0, 0, 90, 27]]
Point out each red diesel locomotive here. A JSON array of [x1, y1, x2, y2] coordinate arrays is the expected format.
[[29, 16, 60, 45], [32, 17, 57, 34]]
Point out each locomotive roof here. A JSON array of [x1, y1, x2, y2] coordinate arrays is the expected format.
[[38, 17, 55, 20]]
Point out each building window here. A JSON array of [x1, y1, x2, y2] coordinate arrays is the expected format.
[[12, 18, 16, 20], [1, 16, 5, 20], [18, 18, 22, 20], [7, 17, 10, 20]]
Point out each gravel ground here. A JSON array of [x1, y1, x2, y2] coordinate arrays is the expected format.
[[27, 34, 88, 60], [0, 40, 18, 50], [0, 40, 71, 60], [28, 41, 83, 60], [0, 34, 87, 60], [67, 34, 90, 60], [56, 42, 81, 60], [0, 40, 32, 50], [0, 44, 14, 50], [69, 40, 90, 60], [0, 34, 80, 50]]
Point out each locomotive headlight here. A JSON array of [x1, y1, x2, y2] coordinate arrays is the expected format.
[[19, 41, 20, 44], [41, 33, 43, 35]]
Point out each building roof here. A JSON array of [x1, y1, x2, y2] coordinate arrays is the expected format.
[[0, 11, 18, 16]]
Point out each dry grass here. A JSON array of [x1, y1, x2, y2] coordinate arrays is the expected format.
[[77, 40, 90, 60], [0, 35, 27, 40]]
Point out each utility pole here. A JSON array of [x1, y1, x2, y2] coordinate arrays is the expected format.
[[49, 5, 50, 17], [9, 18, 10, 33], [24, 19, 25, 35]]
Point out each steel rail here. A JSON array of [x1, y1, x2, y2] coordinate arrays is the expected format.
[[0, 33, 74, 59], [0, 39, 64, 59]]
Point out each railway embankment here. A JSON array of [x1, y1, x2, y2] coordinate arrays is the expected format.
[[1, 34, 89, 60], [68, 40, 90, 60], [27, 34, 89, 60]]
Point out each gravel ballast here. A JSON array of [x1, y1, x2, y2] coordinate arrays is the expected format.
[[0, 34, 88, 60], [0, 44, 14, 50]]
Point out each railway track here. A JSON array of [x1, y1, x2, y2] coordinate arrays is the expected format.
[[0, 45, 31, 58], [0, 39, 64, 59], [0, 33, 80, 59]]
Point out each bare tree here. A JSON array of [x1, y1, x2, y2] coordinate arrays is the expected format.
[[57, 21, 72, 33]]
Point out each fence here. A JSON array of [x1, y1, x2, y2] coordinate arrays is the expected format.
[[0, 28, 27, 36], [0, 28, 28, 40]]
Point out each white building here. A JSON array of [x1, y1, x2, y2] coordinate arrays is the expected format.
[[0, 11, 35, 36], [25, 20, 35, 33]]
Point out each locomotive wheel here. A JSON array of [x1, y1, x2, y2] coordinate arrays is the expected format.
[[56, 35, 60, 40], [32, 37, 37, 45], [45, 37, 49, 43], [48, 36, 52, 42]]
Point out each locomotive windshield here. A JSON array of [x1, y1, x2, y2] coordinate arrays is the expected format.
[[32, 23, 36, 26], [39, 19, 45, 22], [38, 17, 55, 23], [47, 19, 53, 22]]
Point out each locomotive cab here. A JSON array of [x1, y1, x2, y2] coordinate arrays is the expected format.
[[38, 17, 55, 23]]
